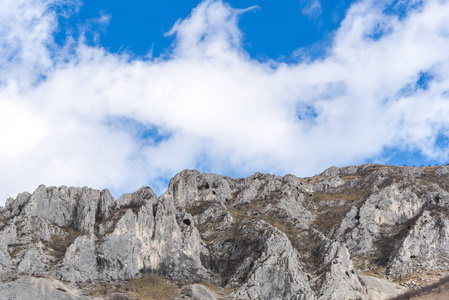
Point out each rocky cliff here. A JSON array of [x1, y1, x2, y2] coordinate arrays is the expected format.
[[1, 164, 449, 299]]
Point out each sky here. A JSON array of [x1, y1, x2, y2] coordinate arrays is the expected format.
[[1, 0, 449, 205]]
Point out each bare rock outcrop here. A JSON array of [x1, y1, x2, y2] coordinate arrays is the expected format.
[[59, 235, 97, 282], [0, 275, 91, 300], [388, 209, 449, 278], [319, 242, 366, 300], [232, 222, 315, 300], [2, 164, 449, 299]]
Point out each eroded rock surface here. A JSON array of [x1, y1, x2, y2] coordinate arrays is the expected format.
[[2, 164, 449, 299]]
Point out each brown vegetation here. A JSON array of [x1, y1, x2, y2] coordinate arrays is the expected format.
[[389, 274, 449, 300], [82, 275, 183, 300]]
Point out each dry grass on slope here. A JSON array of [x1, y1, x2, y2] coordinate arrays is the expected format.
[[81, 275, 182, 300], [389, 275, 449, 300]]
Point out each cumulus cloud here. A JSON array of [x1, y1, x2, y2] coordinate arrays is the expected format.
[[1, 0, 449, 205]]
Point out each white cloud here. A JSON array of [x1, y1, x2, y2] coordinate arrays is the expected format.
[[301, 0, 322, 18], [1, 0, 449, 205]]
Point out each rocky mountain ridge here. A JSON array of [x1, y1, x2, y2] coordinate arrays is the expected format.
[[1, 164, 449, 299]]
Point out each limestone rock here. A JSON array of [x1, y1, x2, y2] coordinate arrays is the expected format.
[[5, 192, 31, 217], [322, 166, 340, 177], [388, 209, 449, 278], [0, 275, 91, 300], [97, 189, 115, 221], [0, 222, 17, 261], [335, 182, 426, 254], [116, 186, 156, 209], [22, 185, 116, 234], [59, 235, 97, 282], [23, 185, 77, 227], [165, 170, 238, 208], [194, 201, 234, 228], [340, 165, 359, 175], [18, 216, 64, 243], [0, 250, 12, 273], [319, 242, 366, 300], [4, 164, 449, 299], [434, 166, 449, 177], [97, 197, 209, 281], [232, 222, 315, 300], [17, 245, 49, 275], [73, 188, 101, 234], [359, 184, 424, 227]]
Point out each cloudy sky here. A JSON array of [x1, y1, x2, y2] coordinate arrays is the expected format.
[[1, 0, 449, 204]]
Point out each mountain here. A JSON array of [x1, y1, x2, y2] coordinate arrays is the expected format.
[[1, 164, 449, 299]]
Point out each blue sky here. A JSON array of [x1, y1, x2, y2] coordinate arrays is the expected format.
[[57, 0, 354, 60], [1, 0, 449, 204]]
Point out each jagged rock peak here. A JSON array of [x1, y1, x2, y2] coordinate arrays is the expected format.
[[2, 164, 449, 299], [3, 185, 118, 234]]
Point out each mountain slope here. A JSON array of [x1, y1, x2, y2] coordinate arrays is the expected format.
[[1, 164, 449, 299]]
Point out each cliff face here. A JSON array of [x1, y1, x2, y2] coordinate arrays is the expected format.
[[1, 164, 449, 299]]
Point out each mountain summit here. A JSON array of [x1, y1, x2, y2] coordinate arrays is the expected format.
[[2, 164, 449, 299]]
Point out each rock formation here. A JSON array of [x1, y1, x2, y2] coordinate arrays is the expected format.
[[1, 164, 449, 299]]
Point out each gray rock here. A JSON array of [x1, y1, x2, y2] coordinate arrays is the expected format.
[[0, 222, 17, 253], [319, 242, 366, 300], [18, 216, 64, 243], [165, 170, 238, 208], [22, 185, 114, 234], [97, 197, 208, 281], [73, 188, 101, 234], [0, 250, 12, 273], [435, 166, 449, 177], [59, 235, 97, 282], [5, 192, 31, 216], [4, 164, 449, 299], [194, 202, 234, 228], [388, 210, 449, 278], [116, 186, 156, 209], [97, 189, 115, 221], [399, 167, 422, 177], [97, 209, 145, 280], [23, 185, 77, 227], [340, 165, 359, 175], [232, 222, 315, 300], [17, 245, 49, 275], [312, 176, 345, 191], [0, 275, 91, 300], [322, 166, 340, 177], [336, 183, 426, 254], [360, 183, 424, 226]]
